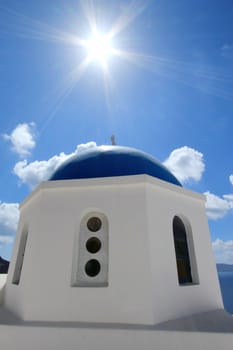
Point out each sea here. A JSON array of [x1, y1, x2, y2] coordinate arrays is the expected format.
[[218, 272, 233, 314]]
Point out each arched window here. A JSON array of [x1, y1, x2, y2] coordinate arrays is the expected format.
[[12, 230, 28, 285], [71, 212, 108, 287], [173, 215, 192, 285]]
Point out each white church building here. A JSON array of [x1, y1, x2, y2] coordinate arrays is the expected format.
[[0, 145, 233, 349]]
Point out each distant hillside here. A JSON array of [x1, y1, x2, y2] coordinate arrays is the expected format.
[[216, 263, 233, 272], [0, 257, 9, 274]]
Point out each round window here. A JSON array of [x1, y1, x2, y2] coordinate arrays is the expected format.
[[86, 237, 101, 254], [85, 259, 101, 277], [87, 217, 102, 232]]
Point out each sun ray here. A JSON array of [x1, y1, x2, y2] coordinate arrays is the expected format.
[[2, 0, 233, 130], [112, 48, 233, 101], [108, 0, 148, 39], [39, 57, 90, 134], [0, 6, 85, 46], [102, 63, 114, 113], [80, 0, 98, 34]]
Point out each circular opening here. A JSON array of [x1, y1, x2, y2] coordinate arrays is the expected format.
[[85, 259, 101, 277], [86, 237, 102, 254], [87, 217, 102, 232]]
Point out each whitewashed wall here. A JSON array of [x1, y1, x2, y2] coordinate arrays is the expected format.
[[4, 175, 223, 324]]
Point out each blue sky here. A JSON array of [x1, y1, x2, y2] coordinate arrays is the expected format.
[[0, 0, 233, 262]]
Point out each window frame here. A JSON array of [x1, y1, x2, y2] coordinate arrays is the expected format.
[[12, 229, 28, 285], [71, 211, 109, 287], [173, 215, 199, 286]]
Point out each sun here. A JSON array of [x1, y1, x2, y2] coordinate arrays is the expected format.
[[85, 31, 114, 66]]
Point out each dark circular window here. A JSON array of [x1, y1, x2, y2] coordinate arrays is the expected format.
[[85, 259, 101, 277], [87, 217, 102, 232], [86, 237, 101, 253]]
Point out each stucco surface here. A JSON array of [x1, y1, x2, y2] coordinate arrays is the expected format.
[[0, 310, 233, 350]]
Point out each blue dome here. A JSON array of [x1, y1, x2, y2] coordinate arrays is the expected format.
[[49, 146, 181, 186]]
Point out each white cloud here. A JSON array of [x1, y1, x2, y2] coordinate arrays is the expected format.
[[229, 175, 233, 185], [75, 142, 97, 153], [163, 146, 205, 183], [13, 141, 97, 189], [14, 154, 69, 189], [3, 122, 36, 157], [204, 191, 231, 220], [212, 239, 233, 264], [223, 194, 233, 209], [0, 202, 19, 236]]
